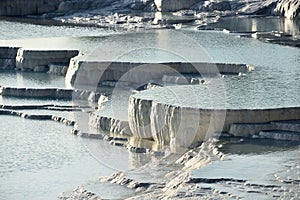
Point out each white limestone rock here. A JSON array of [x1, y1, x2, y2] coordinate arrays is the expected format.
[[66, 60, 254, 88], [16, 48, 79, 71], [275, 0, 300, 19], [97, 95, 109, 109], [128, 88, 300, 146]]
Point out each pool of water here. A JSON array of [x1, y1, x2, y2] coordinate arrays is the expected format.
[[0, 18, 115, 40], [0, 17, 300, 199], [0, 116, 115, 200], [0, 71, 66, 88], [126, 30, 300, 109]]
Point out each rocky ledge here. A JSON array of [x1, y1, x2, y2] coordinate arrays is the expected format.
[[0, 106, 78, 127], [0, 47, 79, 75], [66, 60, 253, 87], [16, 48, 79, 73], [128, 92, 300, 147], [0, 86, 102, 101]]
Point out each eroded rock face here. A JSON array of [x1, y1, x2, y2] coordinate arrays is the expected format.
[[128, 95, 226, 147], [128, 92, 300, 146], [275, 0, 300, 19]]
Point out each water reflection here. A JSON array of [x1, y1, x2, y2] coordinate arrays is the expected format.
[[212, 17, 300, 35]]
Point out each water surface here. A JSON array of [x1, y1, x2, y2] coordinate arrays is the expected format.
[[0, 17, 300, 199]]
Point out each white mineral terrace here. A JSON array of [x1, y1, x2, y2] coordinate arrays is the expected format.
[[129, 90, 300, 146], [66, 59, 253, 87], [0, 46, 79, 74], [0, 46, 299, 148]]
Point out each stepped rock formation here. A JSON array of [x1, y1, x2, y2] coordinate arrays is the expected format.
[[66, 59, 253, 87], [128, 91, 300, 147]]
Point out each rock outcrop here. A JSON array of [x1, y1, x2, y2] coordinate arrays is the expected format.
[[275, 0, 300, 19], [0, 0, 299, 20], [0, 0, 155, 17]]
